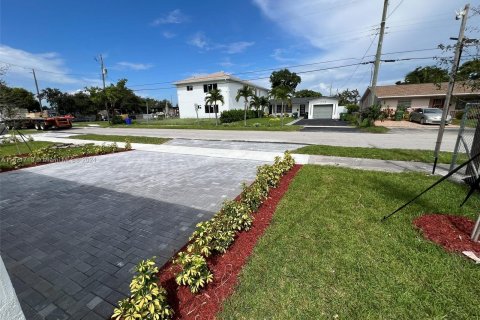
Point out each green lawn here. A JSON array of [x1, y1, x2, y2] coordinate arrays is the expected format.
[[0, 141, 55, 156], [69, 134, 170, 145], [74, 118, 302, 131], [294, 145, 466, 164], [360, 125, 390, 133], [220, 166, 480, 319]]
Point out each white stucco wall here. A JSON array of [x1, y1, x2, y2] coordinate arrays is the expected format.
[[176, 81, 268, 118], [0, 256, 25, 320], [308, 97, 340, 119]]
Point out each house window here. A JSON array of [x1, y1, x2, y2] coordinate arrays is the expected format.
[[299, 104, 306, 116], [431, 98, 445, 108], [286, 105, 292, 113], [203, 83, 218, 93], [204, 105, 218, 113], [186, 85, 193, 91], [276, 105, 282, 113], [397, 99, 411, 110]]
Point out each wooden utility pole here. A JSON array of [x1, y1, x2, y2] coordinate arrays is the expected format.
[[432, 3, 470, 173], [97, 54, 109, 121], [32, 69, 42, 110], [369, 0, 389, 107]]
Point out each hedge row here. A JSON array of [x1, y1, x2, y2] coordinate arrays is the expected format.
[[220, 109, 264, 123], [113, 152, 296, 319]]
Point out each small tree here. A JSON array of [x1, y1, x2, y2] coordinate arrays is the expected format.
[[249, 95, 269, 118], [269, 86, 292, 126], [204, 88, 224, 126], [235, 85, 254, 126]]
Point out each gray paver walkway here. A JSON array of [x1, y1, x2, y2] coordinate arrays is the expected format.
[[0, 151, 263, 319]]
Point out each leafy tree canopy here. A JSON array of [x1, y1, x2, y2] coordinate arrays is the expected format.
[[269, 69, 301, 92], [294, 89, 322, 98], [336, 89, 360, 106], [0, 84, 40, 112], [396, 66, 449, 85]]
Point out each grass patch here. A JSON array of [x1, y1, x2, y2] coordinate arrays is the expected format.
[[73, 118, 302, 131], [219, 166, 480, 319], [69, 134, 170, 145], [0, 141, 55, 157], [360, 125, 390, 133], [294, 145, 466, 164]]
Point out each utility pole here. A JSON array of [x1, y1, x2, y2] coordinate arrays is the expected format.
[[32, 69, 42, 110], [432, 3, 470, 174], [146, 101, 149, 123], [369, 0, 389, 107], [97, 54, 109, 121]]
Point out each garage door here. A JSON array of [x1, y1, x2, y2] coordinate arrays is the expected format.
[[312, 104, 333, 119]]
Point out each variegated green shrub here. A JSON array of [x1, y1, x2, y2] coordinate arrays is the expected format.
[[174, 252, 213, 293], [112, 258, 173, 320]]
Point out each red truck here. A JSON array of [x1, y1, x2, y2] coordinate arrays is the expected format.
[[4, 112, 73, 131]]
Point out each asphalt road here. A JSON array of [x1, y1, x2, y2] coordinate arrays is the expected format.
[[63, 126, 461, 151]]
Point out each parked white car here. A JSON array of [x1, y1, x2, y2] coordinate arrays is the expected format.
[[409, 108, 452, 125]]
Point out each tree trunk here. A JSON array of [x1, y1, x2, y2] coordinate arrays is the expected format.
[[214, 101, 218, 126], [281, 101, 284, 126], [244, 100, 247, 126]]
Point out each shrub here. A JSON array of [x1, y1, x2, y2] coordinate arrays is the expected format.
[[346, 104, 360, 114], [112, 258, 173, 320], [221, 200, 253, 231], [125, 138, 132, 150], [187, 221, 214, 257], [257, 164, 283, 188], [456, 110, 465, 120], [111, 115, 125, 125], [240, 181, 266, 212], [220, 109, 263, 123], [174, 252, 213, 293]]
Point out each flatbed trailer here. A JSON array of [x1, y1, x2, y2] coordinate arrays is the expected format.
[[4, 116, 72, 130]]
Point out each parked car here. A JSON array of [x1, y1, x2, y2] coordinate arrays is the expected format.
[[409, 108, 452, 125]]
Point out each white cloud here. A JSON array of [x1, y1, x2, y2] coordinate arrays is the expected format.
[[152, 9, 188, 25], [252, 0, 478, 95], [188, 32, 209, 49], [162, 31, 176, 39], [0, 45, 79, 84], [221, 41, 255, 54], [271, 48, 295, 62], [188, 33, 254, 54], [114, 61, 154, 71], [219, 57, 234, 67]]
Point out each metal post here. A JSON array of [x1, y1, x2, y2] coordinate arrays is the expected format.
[[433, 3, 470, 173], [32, 69, 42, 110], [370, 0, 389, 107], [449, 104, 470, 171]]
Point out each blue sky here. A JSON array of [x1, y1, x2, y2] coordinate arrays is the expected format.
[[1, 0, 478, 103]]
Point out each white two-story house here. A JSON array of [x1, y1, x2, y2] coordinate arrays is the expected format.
[[174, 71, 269, 118]]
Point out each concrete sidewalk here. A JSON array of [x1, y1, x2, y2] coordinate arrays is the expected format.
[[29, 135, 465, 180]]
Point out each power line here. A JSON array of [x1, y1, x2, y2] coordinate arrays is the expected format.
[[0, 60, 98, 77], [128, 47, 441, 88], [339, 32, 379, 88], [387, 0, 404, 19], [131, 56, 440, 91]]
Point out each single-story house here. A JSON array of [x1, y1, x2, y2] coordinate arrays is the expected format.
[[360, 82, 480, 112], [174, 71, 268, 118], [269, 97, 343, 119]]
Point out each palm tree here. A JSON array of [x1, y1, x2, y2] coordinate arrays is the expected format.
[[204, 88, 224, 126], [250, 95, 269, 118], [235, 85, 255, 126], [269, 86, 292, 126]]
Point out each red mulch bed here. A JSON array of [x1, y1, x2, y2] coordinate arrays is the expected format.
[[157, 164, 302, 319], [414, 214, 480, 256]]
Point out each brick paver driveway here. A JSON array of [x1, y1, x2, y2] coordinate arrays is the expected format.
[[0, 150, 263, 319]]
